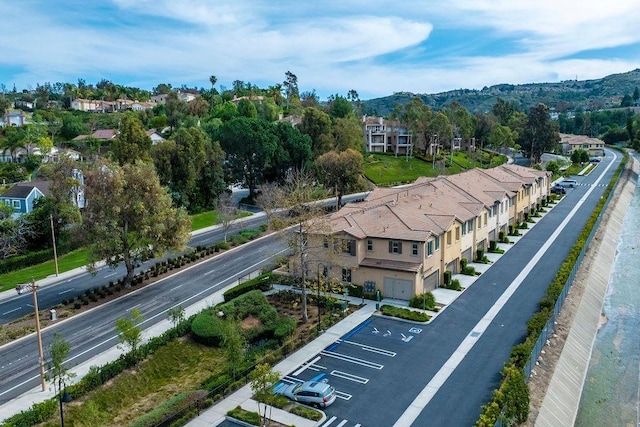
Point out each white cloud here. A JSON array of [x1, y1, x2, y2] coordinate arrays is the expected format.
[[0, 0, 639, 100]]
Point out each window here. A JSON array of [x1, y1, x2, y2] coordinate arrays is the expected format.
[[478, 217, 482, 229], [446, 231, 452, 246], [435, 236, 440, 250], [461, 222, 467, 235], [343, 239, 355, 255], [389, 240, 402, 254], [323, 237, 329, 248], [455, 227, 460, 241], [468, 219, 474, 231], [367, 239, 373, 251], [427, 241, 433, 256], [341, 268, 352, 283], [412, 242, 419, 256], [484, 213, 488, 226], [12, 200, 20, 208]]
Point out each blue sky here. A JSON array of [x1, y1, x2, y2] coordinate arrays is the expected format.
[[1, 0, 640, 100]]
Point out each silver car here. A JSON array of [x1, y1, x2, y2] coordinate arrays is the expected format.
[[275, 380, 337, 408]]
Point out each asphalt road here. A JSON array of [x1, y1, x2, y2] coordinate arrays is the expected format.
[[0, 233, 289, 405], [267, 149, 620, 426]]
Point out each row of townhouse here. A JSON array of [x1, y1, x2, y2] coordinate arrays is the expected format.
[[295, 164, 550, 301], [361, 115, 477, 156]]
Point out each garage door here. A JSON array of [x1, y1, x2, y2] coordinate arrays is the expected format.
[[446, 258, 458, 274], [423, 270, 439, 291], [461, 248, 472, 263], [383, 278, 413, 300]]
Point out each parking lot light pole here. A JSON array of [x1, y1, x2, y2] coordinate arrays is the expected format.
[[16, 279, 46, 391], [317, 263, 326, 333]]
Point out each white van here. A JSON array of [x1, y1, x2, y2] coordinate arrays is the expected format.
[[559, 179, 577, 188]]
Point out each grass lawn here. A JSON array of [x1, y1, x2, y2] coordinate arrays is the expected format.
[[64, 340, 225, 426], [0, 248, 90, 292], [363, 153, 439, 185], [0, 208, 256, 292]]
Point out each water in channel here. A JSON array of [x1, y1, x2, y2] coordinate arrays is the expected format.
[[575, 152, 640, 426]]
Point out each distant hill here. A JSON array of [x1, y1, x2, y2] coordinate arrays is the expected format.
[[361, 69, 640, 116]]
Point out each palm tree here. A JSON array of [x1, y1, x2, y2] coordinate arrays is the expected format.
[[0, 136, 26, 163]]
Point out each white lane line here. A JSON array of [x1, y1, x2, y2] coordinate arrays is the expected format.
[[392, 150, 619, 427], [58, 289, 74, 295], [2, 307, 21, 315], [320, 350, 383, 370], [104, 273, 117, 278], [128, 303, 142, 311], [321, 416, 337, 426], [293, 356, 321, 376], [339, 339, 396, 357], [330, 370, 369, 384]]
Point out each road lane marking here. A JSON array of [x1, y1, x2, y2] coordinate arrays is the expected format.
[[330, 370, 369, 384], [2, 307, 21, 315], [320, 350, 383, 369], [58, 289, 74, 295], [335, 420, 348, 427], [293, 356, 321, 376], [339, 340, 396, 357], [104, 273, 117, 278], [392, 149, 619, 426], [321, 416, 337, 426]]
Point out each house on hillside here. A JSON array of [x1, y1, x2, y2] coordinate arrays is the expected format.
[[559, 133, 605, 157], [290, 165, 550, 300], [146, 129, 166, 144], [73, 129, 118, 142], [0, 109, 32, 127], [0, 181, 51, 217], [362, 116, 414, 156]]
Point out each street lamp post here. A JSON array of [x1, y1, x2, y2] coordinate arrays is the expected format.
[[16, 279, 46, 391], [50, 214, 59, 277], [316, 263, 326, 333], [58, 378, 72, 427]]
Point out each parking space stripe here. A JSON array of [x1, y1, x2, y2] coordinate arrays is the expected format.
[[335, 390, 352, 400], [321, 416, 338, 426], [330, 369, 369, 384], [320, 350, 383, 369], [293, 356, 321, 376], [335, 420, 348, 427], [338, 339, 396, 357]]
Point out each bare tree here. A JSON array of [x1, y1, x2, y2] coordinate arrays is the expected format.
[[216, 191, 236, 243], [255, 182, 285, 230]]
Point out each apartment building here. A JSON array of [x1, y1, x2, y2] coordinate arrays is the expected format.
[[294, 165, 551, 301], [362, 116, 413, 156]]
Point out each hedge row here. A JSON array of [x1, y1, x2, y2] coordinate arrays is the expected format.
[[0, 249, 54, 275], [223, 272, 275, 302], [475, 149, 628, 426]]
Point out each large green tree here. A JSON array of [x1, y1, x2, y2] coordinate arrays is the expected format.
[[520, 104, 560, 163], [110, 116, 152, 165], [83, 160, 191, 286], [315, 148, 364, 209], [217, 117, 278, 199], [298, 107, 333, 155]]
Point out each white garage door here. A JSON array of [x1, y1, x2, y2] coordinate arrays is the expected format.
[[423, 270, 439, 291], [383, 278, 413, 300]]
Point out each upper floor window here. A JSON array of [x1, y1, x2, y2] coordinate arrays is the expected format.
[[367, 239, 373, 251], [389, 240, 402, 254], [412, 242, 419, 256], [455, 227, 460, 241], [435, 236, 440, 250], [343, 239, 356, 256], [427, 241, 434, 256], [446, 231, 452, 246]]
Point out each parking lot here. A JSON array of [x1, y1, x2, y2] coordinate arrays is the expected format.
[[276, 316, 427, 426]]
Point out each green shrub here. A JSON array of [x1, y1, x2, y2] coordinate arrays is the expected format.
[[227, 406, 260, 426], [273, 316, 296, 340], [217, 242, 230, 250], [443, 270, 452, 285], [380, 305, 430, 322], [289, 404, 323, 420], [223, 273, 274, 302], [408, 292, 436, 311], [0, 248, 55, 274], [191, 311, 224, 346], [476, 249, 484, 262]]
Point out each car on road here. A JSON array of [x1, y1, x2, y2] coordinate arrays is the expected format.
[[551, 185, 566, 195], [274, 380, 337, 408], [558, 179, 577, 188]]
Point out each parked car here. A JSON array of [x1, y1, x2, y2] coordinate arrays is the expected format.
[[590, 157, 601, 163], [551, 185, 566, 194], [274, 380, 337, 408], [558, 179, 577, 188]]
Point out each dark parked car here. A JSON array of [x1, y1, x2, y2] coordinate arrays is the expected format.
[[551, 185, 566, 194]]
